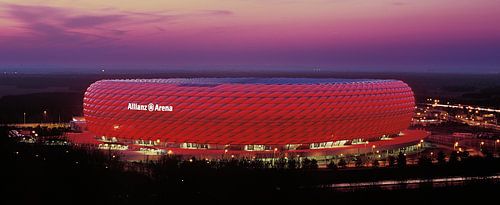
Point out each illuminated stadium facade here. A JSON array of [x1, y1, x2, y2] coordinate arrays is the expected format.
[[83, 78, 427, 157]]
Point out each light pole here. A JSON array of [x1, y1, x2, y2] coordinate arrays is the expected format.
[[364, 141, 369, 157], [419, 139, 424, 163], [454, 142, 459, 151], [495, 139, 499, 157], [23, 112, 26, 124], [480, 141, 484, 152], [43, 110, 47, 123], [273, 147, 278, 167], [417, 142, 422, 160], [371, 145, 376, 159]]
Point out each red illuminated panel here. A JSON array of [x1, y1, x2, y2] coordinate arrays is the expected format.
[[83, 78, 415, 145]]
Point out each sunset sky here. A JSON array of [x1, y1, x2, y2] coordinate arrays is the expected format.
[[0, 0, 499, 73]]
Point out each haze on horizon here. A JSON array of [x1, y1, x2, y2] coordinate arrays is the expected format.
[[0, 0, 499, 73]]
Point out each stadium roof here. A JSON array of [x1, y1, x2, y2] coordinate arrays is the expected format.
[[106, 78, 396, 86]]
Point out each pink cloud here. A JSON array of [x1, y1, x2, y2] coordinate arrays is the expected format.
[[1, 3, 234, 45], [63, 15, 127, 28]]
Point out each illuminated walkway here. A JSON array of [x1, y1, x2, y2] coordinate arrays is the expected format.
[[66, 129, 429, 159]]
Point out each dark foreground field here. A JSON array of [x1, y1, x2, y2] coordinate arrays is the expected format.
[[1, 127, 499, 204]]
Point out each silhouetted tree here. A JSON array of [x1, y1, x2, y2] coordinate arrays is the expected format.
[[418, 155, 432, 167], [483, 151, 494, 160], [252, 159, 265, 169], [327, 160, 337, 170], [310, 159, 318, 169], [387, 156, 396, 167], [302, 157, 311, 169], [437, 151, 446, 166], [354, 157, 363, 167], [397, 152, 406, 168], [287, 158, 297, 169], [449, 151, 459, 164], [276, 157, 287, 169], [460, 150, 470, 161], [338, 158, 347, 168]]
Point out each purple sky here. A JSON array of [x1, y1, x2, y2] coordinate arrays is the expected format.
[[1, 0, 499, 73]]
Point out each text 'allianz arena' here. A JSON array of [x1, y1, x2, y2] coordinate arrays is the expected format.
[[83, 78, 418, 153]]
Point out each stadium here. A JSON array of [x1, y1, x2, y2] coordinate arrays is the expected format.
[[82, 78, 428, 158]]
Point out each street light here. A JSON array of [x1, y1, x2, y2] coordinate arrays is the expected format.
[[23, 112, 26, 124], [371, 145, 376, 159], [417, 143, 422, 159], [495, 139, 499, 157], [480, 141, 485, 152], [43, 110, 47, 123], [454, 142, 459, 150], [365, 141, 369, 155], [273, 147, 278, 166]]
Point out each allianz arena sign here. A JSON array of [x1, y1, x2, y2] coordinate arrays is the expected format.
[[127, 102, 173, 112]]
